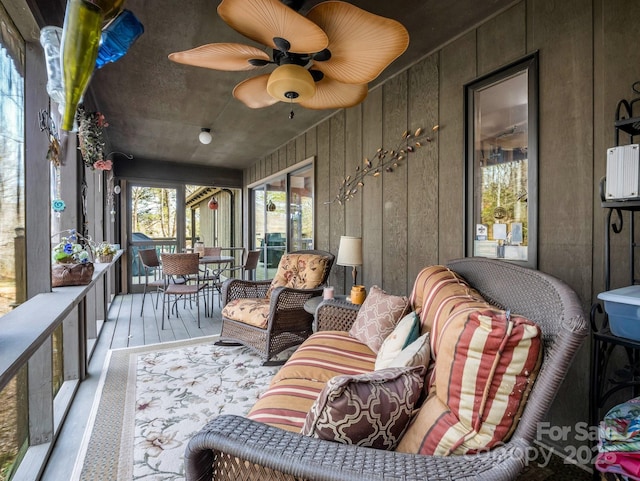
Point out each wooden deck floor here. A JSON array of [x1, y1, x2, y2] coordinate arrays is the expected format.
[[40, 291, 222, 481]]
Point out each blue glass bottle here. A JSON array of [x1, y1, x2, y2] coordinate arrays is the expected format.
[[95, 10, 144, 69]]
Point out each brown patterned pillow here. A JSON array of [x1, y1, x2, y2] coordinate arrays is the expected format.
[[349, 286, 410, 353], [301, 366, 425, 450]]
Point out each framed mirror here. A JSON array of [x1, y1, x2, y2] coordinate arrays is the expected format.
[[465, 53, 538, 268]]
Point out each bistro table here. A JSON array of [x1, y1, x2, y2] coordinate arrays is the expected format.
[[199, 255, 234, 312]]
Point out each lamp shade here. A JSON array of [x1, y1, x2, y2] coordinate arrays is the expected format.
[[267, 64, 316, 102], [337, 236, 362, 267]]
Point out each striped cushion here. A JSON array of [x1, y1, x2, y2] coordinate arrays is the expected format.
[[249, 331, 376, 432], [396, 308, 542, 455], [409, 265, 487, 334], [272, 331, 376, 385], [248, 377, 327, 432]]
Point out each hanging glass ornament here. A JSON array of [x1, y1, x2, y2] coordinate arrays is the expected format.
[[52, 199, 66, 212]]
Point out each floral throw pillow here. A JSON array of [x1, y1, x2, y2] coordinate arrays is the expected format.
[[266, 254, 330, 297], [301, 366, 425, 450], [349, 286, 410, 353]]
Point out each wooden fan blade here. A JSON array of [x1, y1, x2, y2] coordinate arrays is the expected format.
[[299, 77, 368, 110], [233, 74, 280, 108], [218, 0, 328, 54], [168, 43, 270, 71], [306, 1, 409, 84]]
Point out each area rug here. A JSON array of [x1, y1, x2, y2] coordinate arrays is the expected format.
[[72, 336, 283, 481]]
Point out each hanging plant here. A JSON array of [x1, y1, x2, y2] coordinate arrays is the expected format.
[[77, 106, 109, 169]]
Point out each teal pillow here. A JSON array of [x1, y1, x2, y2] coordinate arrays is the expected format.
[[402, 312, 421, 349]]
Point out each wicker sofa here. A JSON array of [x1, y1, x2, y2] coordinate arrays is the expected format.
[[185, 257, 588, 481]]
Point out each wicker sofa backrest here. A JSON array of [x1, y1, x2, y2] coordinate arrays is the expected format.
[[446, 257, 588, 446]]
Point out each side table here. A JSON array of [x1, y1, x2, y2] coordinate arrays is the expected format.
[[304, 295, 351, 330]]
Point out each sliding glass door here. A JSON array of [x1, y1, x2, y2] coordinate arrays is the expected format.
[[252, 163, 314, 280]]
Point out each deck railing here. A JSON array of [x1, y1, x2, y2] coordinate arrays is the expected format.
[[0, 253, 121, 481]]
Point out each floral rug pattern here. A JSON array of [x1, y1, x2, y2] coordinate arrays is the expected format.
[[77, 337, 282, 481]]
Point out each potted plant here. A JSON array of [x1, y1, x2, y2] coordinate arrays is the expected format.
[[95, 242, 117, 263], [51, 229, 95, 287]]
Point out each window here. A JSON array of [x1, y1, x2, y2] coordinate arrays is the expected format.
[[0, 4, 27, 477], [0, 4, 25, 312], [465, 54, 538, 268]]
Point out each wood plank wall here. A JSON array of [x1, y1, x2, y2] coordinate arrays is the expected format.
[[244, 0, 640, 451]]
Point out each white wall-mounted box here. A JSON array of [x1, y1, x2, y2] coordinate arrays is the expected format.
[[606, 144, 640, 200]]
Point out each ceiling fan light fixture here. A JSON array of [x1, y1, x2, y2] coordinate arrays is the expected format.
[[267, 64, 316, 102], [199, 128, 213, 144]]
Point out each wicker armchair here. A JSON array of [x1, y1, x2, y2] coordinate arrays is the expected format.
[[185, 257, 588, 481], [217, 249, 335, 365]]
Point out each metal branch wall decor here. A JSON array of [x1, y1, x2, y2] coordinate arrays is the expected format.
[[329, 125, 439, 204]]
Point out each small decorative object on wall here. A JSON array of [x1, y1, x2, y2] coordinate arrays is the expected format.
[[104, 151, 131, 221], [39, 109, 66, 216], [77, 106, 108, 169], [329, 125, 438, 205], [266, 199, 277, 212], [208, 196, 218, 210]]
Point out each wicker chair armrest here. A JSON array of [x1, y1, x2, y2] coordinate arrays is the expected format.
[[315, 299, 360, 332], [222, 278, 272, 304], [268, 286, 324, 311], [184, 415, 527, 481]]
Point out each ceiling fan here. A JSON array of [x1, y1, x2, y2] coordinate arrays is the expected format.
[[168, 0, 409, 111]]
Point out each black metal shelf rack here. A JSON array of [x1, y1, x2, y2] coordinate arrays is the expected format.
[[589, 83, 640, 479]]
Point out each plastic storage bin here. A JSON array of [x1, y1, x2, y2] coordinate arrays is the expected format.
[[598, 286, 640, 341]]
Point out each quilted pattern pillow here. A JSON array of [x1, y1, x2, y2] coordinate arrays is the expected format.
[[349, 286, 410, 353], [267, 253, 330, 297], [409, 265, 488, 334], [396, 308, 543, 456], [301, 366, 425, 450]]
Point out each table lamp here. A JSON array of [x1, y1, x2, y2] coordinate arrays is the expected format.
[[337, 236, 363, 286]]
